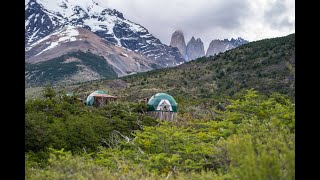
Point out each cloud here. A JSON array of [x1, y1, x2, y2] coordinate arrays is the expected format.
[[183, 0, 251, 30], [264, 0, 295, 29], [104, 0, 294, 49]]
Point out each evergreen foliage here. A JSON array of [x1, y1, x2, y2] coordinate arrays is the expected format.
[[26, 89, 294, 179]]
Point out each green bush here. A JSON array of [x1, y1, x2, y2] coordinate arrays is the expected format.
[[25, 93, 158, 154]]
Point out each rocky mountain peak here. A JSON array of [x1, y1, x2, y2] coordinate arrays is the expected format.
[[104, 8, 124, 19], [206, 37, 248, 57], [170, 30, 187, 59], [186, 36, 205, 61]]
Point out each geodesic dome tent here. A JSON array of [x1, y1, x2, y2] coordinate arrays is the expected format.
[[147, 93, 177, 112], [86, 90, 117, 107], [147, 93, 177, 120]]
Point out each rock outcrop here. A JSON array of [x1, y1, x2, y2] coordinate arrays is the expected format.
[[206, 40, 235, 56], [186, 37, 205, 61], [170, 30, 187, 59], [206, 38, 249, 56]]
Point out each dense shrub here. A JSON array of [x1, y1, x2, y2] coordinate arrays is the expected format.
[[26, 90, 294, 179]]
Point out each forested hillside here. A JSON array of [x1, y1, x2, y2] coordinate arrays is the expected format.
[[119, 33, 295, 100]]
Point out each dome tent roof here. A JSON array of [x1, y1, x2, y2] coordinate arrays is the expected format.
[[86, 90, 108, 106], [147, 93, 177, 112], [66, 93, 74, 96]]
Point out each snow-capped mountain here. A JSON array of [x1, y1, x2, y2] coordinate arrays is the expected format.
[[25, 0, 185, 67], [26, 26, 156, 74], [25, 26, 159, 86]]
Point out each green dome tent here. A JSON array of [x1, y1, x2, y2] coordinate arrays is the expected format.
[[147, 93, 177, 112], [86, 90, 108, 106]]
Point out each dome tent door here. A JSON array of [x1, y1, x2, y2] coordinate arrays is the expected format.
[[156, 99, 172, 111]]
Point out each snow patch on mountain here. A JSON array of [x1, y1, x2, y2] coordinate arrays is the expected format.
[[120, 53, 129, 57], [33, 26, 80, 56]]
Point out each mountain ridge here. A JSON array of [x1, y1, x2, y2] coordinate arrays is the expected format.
[[170, 30, 248, 61]]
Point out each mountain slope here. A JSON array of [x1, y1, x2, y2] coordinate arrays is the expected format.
[[26, 27, 157, 74], [25, 0, 185, 66], [124, 34, 295, 99], [25, 27, 162, 86], [38, 33, 292, 101], [26, 34, 295, 102], [25, 51, 118, 87]]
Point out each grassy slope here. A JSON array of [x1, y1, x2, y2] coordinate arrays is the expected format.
[[119, 33, 295, 100], [25, 51, 118, 87]]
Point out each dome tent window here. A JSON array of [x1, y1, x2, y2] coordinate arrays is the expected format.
[[147, 93, 177, 121]]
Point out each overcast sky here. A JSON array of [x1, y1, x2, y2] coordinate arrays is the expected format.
[[99, 0, 295, 50]]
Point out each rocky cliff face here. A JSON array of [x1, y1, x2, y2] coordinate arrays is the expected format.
[[170, 30, 187, 59], [206, 38, 249, 56], [169, 29, 249, 59], [206, 40, 235, 56], [186, 37, 205, 61]]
